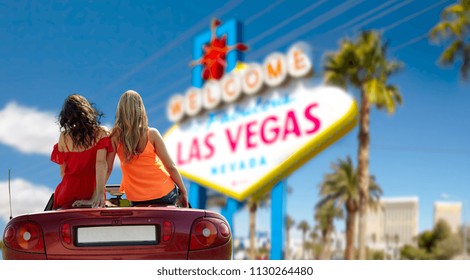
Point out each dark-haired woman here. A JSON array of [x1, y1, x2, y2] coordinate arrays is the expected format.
[[51, 94, 114, 209]]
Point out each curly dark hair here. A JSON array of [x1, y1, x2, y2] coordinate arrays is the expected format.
[[58, 94, 104, 148]]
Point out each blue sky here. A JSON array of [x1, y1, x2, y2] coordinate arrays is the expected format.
[[1, 0, 469, 244]]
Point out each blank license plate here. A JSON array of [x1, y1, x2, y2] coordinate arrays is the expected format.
[[76, 225, 158, 246]]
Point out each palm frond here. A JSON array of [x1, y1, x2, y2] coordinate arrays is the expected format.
[[317, 156, 383, 211], [385, 60, 403, 76], [364, 78, 385, 105], [286, 215, 295, 229], [297, 220, 311, 232], [383, 84, 403, 114], [430, 21, 454, 42], [443, 3, 466, 20], [463, 0, 470, 9], [323, 70, 347, 89], [430, 0, 470, 80], [440, 39, 464, 65]]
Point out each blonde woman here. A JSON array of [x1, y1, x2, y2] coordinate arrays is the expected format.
[[110, 90, 189, 207]]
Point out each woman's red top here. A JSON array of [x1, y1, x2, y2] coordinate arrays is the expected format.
[[50, 137, 113, 209]]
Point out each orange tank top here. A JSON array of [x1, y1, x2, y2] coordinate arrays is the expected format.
[[117, 131, 175, 201]]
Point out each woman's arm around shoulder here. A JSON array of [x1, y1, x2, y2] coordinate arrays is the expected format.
[[100, 126, 116, 178]]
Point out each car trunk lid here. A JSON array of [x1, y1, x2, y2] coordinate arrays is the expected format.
[[32, 206, 205, 260]]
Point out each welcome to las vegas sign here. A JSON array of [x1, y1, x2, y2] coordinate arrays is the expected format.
[[164, 42, 358, 201]]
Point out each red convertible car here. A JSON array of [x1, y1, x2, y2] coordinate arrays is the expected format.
[[2, 185, 232, 260]]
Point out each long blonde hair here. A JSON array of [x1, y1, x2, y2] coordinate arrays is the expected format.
[[112, 90, 149, 162]]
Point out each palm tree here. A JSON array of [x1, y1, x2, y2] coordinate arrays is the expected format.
[[314, 200, 343, 259], [297, 220, 310, 259], [430, 0, 470, 79], [247, 197, 257, 260], [324, 31, 402, 259], [285, 215, 295, 259], [247, 193, 270, 259], [317, 156, 382, 259], [309, 230, 321, 259]]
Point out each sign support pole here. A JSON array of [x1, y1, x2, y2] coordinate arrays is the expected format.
[[270, 179, 287, 260], [189, 182, 207, 209], [221, 198, 243, 236]]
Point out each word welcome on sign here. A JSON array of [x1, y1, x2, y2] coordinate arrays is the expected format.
[[167, 42, 313, 123]]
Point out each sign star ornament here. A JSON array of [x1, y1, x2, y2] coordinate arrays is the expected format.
[[164, 19, 358, 201]]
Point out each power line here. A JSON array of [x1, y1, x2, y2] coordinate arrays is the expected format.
[[334, 142, 470, 156], [372, 144, 470, 156], [147, 0, 411, 96], [247, 0, 328, 46], [148, 0, 421, 109], [382, 0, 451, 32], [142, 0, 288, 93], [102, 0, 245, 92], [147, 0, 432, 122], [247, 0, 366, 60], [328, 0, 401, 33], [391, 33, 428, 51], [388, 0, 451, 52], [143, 0, 295, 105], [244, 0, 286, 25], [147, 0, 364, 115], [346, 0, 414, 33], [145, 0, 342, 112]]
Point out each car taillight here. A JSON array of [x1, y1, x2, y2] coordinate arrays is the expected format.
[[61, 223, 72, 244], [3, 221, 45, 253], [162, 220, 173, 242], [189, 217, 231, 250]]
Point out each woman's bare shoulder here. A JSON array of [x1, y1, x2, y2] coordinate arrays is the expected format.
[[57, 132, 67, 152], [148, 127, 162, 138], [149, 127, 165, 144]]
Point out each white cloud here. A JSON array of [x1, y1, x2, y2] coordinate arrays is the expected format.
[[0, 102, 121, 169], [0, 178, 52, 223], [0, 102, 58, 155]]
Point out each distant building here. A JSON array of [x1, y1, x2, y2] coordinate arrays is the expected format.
[[434, 202, 462, 233], [363, 197, 419, 258]]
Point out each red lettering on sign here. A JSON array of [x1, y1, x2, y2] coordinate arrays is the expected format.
[[246, 120, 258, 149], [223, 102, 322, 153], [260, 116, 279, 144], [204, 133, 215, 159], [282, 110, 301, 140], [305, 103, 321, 134], [177, 142, 186, 165], [176, 133, 215, 165], [177, 102, 322, 164], [226, 126, 243, 152]]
